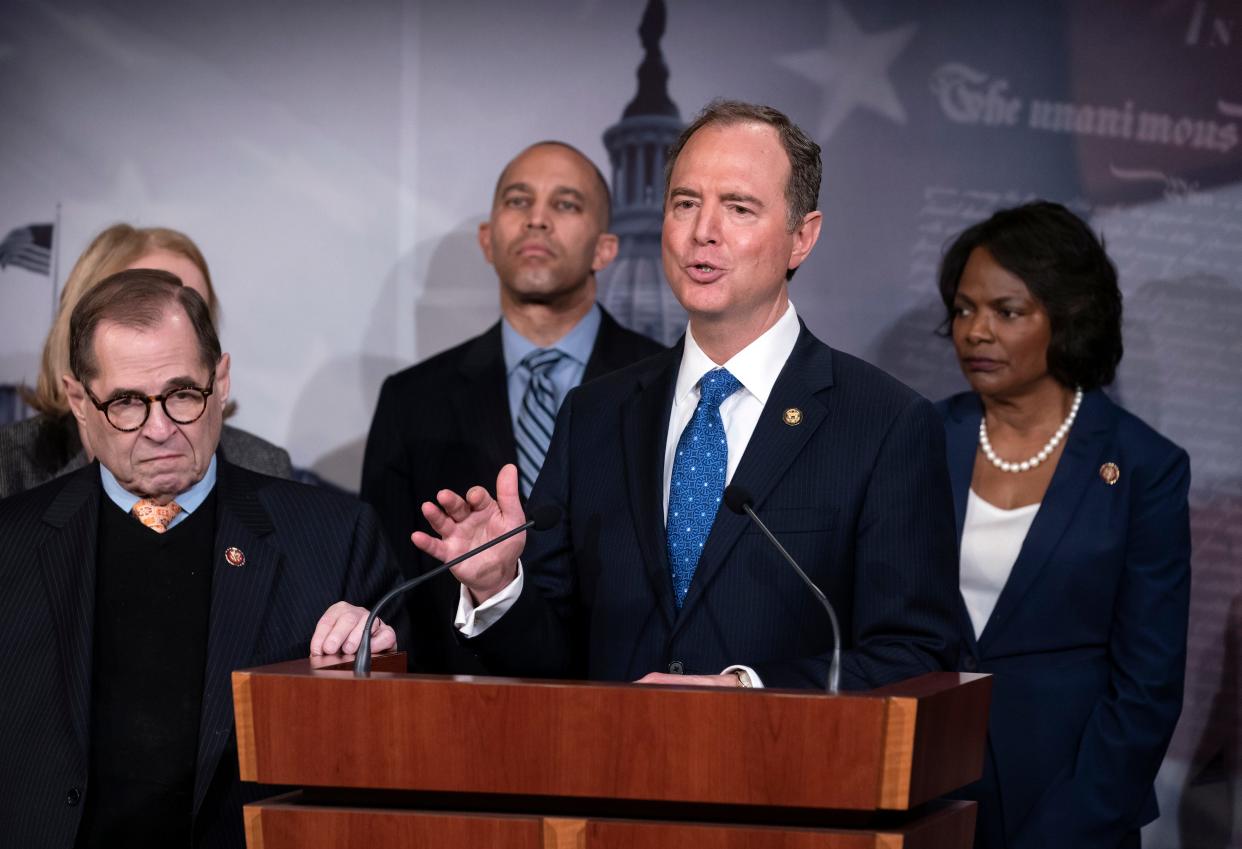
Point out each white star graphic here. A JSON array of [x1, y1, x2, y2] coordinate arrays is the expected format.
[[774, 1, 918, 141]]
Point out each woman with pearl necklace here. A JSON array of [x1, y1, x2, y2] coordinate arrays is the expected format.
[[934, 201, 1190, 849]]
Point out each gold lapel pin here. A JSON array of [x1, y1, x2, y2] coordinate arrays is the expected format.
[[224, 546, 246, 567], [1099, 462, 1120, 486], [783, 407, 803, 426]]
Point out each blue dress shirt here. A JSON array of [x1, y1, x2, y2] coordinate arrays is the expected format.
[[501, 303, 601, 434], [100, 454, 218, 530]]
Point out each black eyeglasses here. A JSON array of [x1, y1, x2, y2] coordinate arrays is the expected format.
[[84, 373, 216, 432]]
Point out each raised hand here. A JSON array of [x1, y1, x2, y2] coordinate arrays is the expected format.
[[411, 463, 526, 604]]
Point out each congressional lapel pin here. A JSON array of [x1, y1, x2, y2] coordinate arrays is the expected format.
[[224, 546, 246, 567], [1099, 462, 1120, 486], [783, 407, 803, 426]]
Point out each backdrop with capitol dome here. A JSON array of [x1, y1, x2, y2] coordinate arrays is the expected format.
[[1, 2, 1237, 844]]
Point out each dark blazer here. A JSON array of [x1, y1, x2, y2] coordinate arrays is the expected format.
[[466, 324, 960, 689], [0, 459, 406, 849], [938, 390, 1190, 849], [360, 307, 663, 672], [0, 414, 295, 499]]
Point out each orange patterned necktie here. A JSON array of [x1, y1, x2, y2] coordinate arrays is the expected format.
[[131, 499, 183, 533]]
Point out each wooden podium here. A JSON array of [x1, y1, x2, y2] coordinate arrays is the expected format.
[[233, 655, 990, 848]]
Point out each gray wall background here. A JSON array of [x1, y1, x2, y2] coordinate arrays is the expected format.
[[1, 1, 1238, 844]]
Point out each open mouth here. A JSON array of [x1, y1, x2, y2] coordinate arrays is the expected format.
[[686, 262, 725, 283]]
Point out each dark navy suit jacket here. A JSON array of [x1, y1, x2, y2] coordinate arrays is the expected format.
[[938, 390, 1190, 849], [361, 308, 663, 672], [466, 324, 960, 690], [0, 459, 406, 849]]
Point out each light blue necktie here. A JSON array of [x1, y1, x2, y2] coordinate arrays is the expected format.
[[666, 368, 743, 609], [514, 348, 566, 498]]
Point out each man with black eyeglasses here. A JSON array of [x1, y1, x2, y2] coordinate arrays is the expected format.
[[0, 269, 407, 849]]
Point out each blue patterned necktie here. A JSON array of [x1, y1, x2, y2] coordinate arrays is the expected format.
[[514, 348, 566, 498], [666, 367, 743, 609]]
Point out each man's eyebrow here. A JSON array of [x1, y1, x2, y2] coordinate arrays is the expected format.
[[102, 376, 203, 400], [499, 182, 534, 196], [552, 187, 587, 203], [161, 375, 206, 391], [721, 192, 764, 208], [668, 186, 701, 200]]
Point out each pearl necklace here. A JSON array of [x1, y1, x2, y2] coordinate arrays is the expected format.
[[979, 387, 1083, 473]]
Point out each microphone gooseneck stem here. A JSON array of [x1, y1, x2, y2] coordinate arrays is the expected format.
[[741, 503, 842, 694], [353, 517, 535, 676]]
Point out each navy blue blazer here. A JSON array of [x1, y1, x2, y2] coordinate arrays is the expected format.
[[466, 324, 960, 689], [938, 390, 1190, 849], [0, 459, 406, 849]]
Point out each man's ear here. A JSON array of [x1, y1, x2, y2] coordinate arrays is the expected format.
[[592, 232, 620, 273], [787, 211, 823, 274], [478, 222, 495, 265], [215, 353, 232, 410], [63, 374, 89, 425]]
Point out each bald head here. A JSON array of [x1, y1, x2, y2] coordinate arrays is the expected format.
[[479, 140, 620, 312], [493, 141, 612, 229]]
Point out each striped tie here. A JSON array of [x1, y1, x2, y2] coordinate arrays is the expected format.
[[514, 348, 567, 498]]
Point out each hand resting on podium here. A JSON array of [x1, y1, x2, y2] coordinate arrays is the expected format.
[[310, 601, 398, 656]]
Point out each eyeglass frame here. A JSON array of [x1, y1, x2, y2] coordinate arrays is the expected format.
[[82, 371, 217, 433]]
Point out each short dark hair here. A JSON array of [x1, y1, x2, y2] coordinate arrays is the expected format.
[[69, 269, 222, 383], [937, 201, 1123, 390], [494, 140, 613, 229], [664, 99, 822, 233]]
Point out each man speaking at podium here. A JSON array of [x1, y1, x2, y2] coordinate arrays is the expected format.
[[0, 271, 403, 848], [413, 101, 959, 691]]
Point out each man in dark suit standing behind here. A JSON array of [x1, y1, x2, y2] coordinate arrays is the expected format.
[[0, 270, 403, 849], [361, 140, 663, 672], [413, 101, 959, 690]]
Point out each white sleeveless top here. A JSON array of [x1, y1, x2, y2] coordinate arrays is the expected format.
[[960, 489, 1040, 640]]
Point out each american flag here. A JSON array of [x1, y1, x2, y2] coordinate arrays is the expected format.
[[0, 223, 53, 275]]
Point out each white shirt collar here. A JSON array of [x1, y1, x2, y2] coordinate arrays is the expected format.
[[674, 301, 801, 406]]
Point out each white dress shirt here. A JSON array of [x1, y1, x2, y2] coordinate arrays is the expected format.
[[458, 303, 804, 687], [662, 302, 801, 520]]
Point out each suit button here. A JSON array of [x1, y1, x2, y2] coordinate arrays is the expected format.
[[668, 661, 684, 674], [66, 788, 81, 806], [963, 656, 978, 672]]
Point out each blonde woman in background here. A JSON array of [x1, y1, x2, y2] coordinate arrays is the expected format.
[[0, 224, 292, 497]]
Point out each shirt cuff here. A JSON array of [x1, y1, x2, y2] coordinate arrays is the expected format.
[[454, 560, 524, 637], [721, 664, 765, 688]]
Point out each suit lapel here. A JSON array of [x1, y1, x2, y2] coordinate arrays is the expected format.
[[943, 394, 981, 542], [451, 323, 516, 476], [976, 391, 1114, 653], [583, 308, 637, 382], [36, 465, 101, 770], [621, 347, 681, 628], [676, 327, 833, 624], [193, 461, 282, 814], [943, 394, 984, 653]]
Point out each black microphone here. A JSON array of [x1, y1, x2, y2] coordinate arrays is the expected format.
[[724, 486, 841, 693], [353, 504, 563, 676]]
